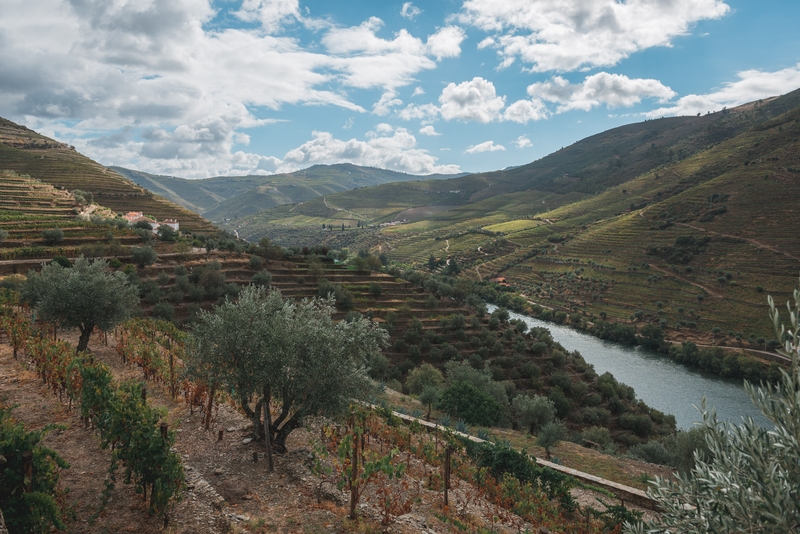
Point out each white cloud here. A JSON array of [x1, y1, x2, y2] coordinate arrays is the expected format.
[[465, 140, 505, 154], [439, 77, 506, 123], [235, 0, 301, 33], [513, 135, 532, 148], [0, 0, 467, 176], [397, 102, 439, 121], [645, 63, 800, 117], [411, 87, 425, 97], [458, 0, 730, 72], [503, 98, 550, 123], [280, 127, 460, 174], [419, 125, 441, 136], [426, 26, 467, 60], [373, 91, 403, 116], [529, 73, 676, 113], [400, 2, 421, 20], [322, 17, 437, 90], [343, 117, 354, 130]]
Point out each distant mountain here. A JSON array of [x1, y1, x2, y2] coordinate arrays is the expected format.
[[111, 163, 468, 223]]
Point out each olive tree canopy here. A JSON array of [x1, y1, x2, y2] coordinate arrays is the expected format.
[[186, 285, 388, 452], [23, 256, 140, 352]]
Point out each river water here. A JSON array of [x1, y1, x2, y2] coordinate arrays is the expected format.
[[488, 305, 770, 430]]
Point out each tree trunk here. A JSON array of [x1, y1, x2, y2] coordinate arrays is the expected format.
[[263, 385, 273, 471], [203, 384, 216, 430], [77, 325, 93, 353], [243, 395, 266, 440], [273, 418, 302, 454]]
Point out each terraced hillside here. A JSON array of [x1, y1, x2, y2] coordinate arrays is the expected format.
[[234, 90, 800, 344], [0, 118, 218, 234], [0, 170, 144, 261], [126, 251, 675, 446]]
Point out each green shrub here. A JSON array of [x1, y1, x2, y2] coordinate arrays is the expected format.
[[628, 440, 673, 466], [0, 406, 69, 533], [548, 387, 571, 418], [42, 228, 64, 245], [248, 255, 264, 270], [438, 381, 503, 426], [251, 270, 272, 287], [151, 302, 175, 322], [619, 413, 654, 438], [50, 256, 71, 268]]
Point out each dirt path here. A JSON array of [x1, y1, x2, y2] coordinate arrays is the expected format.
[[444, 239, 449, 253], [666, 340, 791, 363], [675, 222, 800, 262], [648, 263, 723, 299]]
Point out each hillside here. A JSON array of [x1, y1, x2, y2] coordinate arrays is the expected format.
[[234, 91, 800, 242], [234, 90, 800, 343], [112, 163, 467, 224], [0, 118, 218, 234]]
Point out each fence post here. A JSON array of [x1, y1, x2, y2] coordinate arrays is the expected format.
[[444, 446, 451, 507], [22, 451, 33, 493]]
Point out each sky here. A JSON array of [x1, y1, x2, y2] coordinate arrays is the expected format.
[[1, 0, 799, 179]]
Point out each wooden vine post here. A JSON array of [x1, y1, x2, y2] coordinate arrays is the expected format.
[[443, 446, 451, 507], [263, 410, 273, 471], [350, 429, 359, 520]]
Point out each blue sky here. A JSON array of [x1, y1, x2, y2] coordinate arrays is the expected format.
[[1, 0, 799, 178]]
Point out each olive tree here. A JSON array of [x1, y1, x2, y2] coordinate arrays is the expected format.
[[627, 280, 800, 533], [23, 256, 140, 352], [186, 285, 388, 453], [512, 393, 555, 434]]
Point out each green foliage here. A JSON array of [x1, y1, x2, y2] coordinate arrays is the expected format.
[[41, 228, 64, 245], [536, 420, 567, 459], [405, 363, 443, 395], [438, 381, 503, 426], [465, 440, 575, 508], [50, 256, 71, 269], [130, 246, 158, 268], [627, 280, 800, 533], [71, 189, 93, 206], [627, 440, 672, 466], [511, 393, 555, 433], [0, 229, 8, 244], [547, 388, 571, 419], [185, 286, 388, 451], [157, 224, 176, 242], [76, 362, 184, 517], [0, 405, 70, 534], [248, 254, 264, 270], [250, 269, 272, 287], [23, 256, 140, 352]]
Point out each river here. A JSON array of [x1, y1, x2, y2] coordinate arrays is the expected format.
[[488, 305, 770, 430]]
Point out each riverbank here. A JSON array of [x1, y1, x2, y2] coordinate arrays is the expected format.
[[489, 304, 770, 429]]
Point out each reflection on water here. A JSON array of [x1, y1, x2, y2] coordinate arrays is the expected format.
[[488, 305, 769, 430]]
